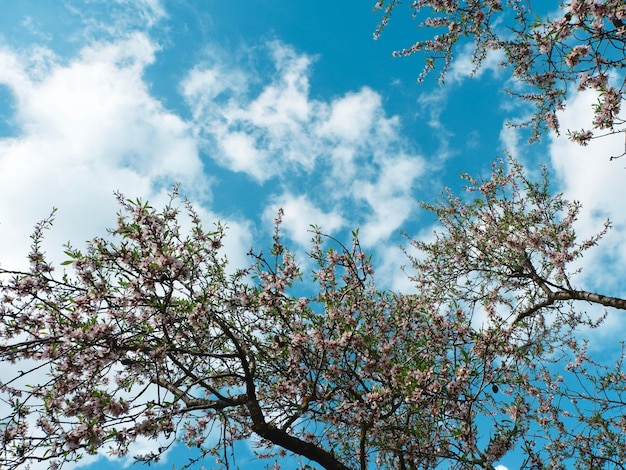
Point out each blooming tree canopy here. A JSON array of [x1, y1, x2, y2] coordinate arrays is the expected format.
[[1, 161, 626, 469], [374, 0, 625, 147]]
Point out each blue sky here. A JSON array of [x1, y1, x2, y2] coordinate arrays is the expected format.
[[0, 1, 625, 469]]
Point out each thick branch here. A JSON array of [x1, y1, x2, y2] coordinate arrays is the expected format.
[[359, 422, 368, 470], [514, 288, 626, 324], [246, 398, 351, 470], [553, 289, 626, 311], [203, 313, 350, 469], [513, 297, 556, 324], [611, 18, 624, 30]]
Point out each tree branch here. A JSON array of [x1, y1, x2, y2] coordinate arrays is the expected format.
[[152, 377, 246, 411], [513, 288, 626, 324], [553, 289, 626, 311], [247, 396, 351, 470]]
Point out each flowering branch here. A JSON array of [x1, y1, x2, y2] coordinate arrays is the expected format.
[[374, 0, 626, 145]]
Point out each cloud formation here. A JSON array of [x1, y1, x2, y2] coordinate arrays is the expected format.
[[182, 40, 425, 248], [550, 90, 626, 286], [0, 33, 223, 269]]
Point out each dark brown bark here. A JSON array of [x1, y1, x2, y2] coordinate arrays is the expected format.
[[557, 289, 626, 311], [220, 313, 352, 470], [247, 398, 352, 470], [514, 288, 626, 324]]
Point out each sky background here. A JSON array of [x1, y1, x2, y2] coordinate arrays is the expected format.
[[0, 1, 625, 469]]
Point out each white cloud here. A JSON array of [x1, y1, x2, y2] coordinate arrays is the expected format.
[[356, 156, 424, 246], [373, 243, 416, 292], [181, 41, 420, 182], [0, 34, 251, 272], [182, 40, 426, 248], [265, 194, 345, 247], [317, 88, 381, 142], [181, 67, 243, 114], [218, 131, 267, 178], [181, 41, 322, 181], [247, 42, 313, 130]]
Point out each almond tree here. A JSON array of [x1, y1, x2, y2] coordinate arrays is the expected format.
[[1, 161, 626, 469], [374, 0, 625, 148]]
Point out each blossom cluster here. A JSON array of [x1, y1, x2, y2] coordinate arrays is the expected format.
[[374, 0, 625, 146]]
